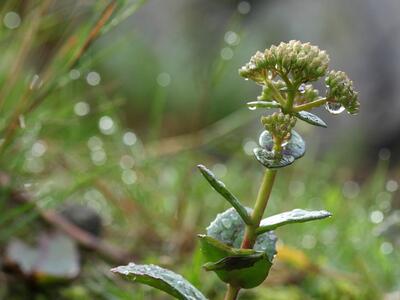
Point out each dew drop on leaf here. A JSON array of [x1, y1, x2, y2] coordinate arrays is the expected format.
[[248, 105, 257, 111], [325, 102, 345, 114]]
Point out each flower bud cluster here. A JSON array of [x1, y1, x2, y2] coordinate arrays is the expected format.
[[238, 51, 268, 84], [261, 112, 296, 143], [296, 84, 319, 104], [325, 70, 360, 114], [239, 40, 330, 84], [257, 80, 286, 101]]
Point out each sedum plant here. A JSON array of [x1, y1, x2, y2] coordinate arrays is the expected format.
[[111, 41, 360, 299]]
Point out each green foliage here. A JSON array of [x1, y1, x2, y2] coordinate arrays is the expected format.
[[256, 209, 332, 234], [254, 130, 305, 169], [111, 263, 207, 300], [295, 111, 327, 128], [197, 165, 252, 225]]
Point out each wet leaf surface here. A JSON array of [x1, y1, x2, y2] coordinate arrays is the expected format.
[[111, 263, 207, 300], [295, 111, 327, 128], [257, 209, 332, 234]]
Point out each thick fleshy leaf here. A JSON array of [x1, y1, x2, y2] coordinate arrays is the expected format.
[[197, 165, 252, 225], [111, 263, 207, 300], [203, 252, 265, 271], [257, 209, 332, 234], [206, 208, 277, 260], [4, 233, 80, 283], [246, 101, 281, 110], [259, 130, 305, 160], [253, 147, 295, 169], [198, 235, 272, 289], [200, 208, 277, 288], [295, 111, 327, 128]]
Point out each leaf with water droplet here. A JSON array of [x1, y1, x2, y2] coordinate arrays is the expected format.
[[325, 102, 345, 115], [200, 208, 277, 288], [197, 165, 253, 225], [257, 209, 332, 234], [111, 263, 207, 300], [295, 111, 327, 128], [253, 147, 295, 169], [258, 130, 306, 165], [246, 101, 281, 111]]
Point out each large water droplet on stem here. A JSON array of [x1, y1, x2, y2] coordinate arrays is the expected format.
[[248, 105, 257, 111], [325, 102, 345, 115]]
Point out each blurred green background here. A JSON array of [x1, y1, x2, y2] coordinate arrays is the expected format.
[[0, 0, 399, 299]]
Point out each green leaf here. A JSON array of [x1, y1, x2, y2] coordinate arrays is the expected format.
[[258, 130, 305, 165], [198, 235, 273, 289], [253, 147, 295, 169], [206, 208, 277, 260], [257, 209, 332, 234], [197, 165, 253, 225], [246, 101, 281, 110], [203, 252, 266, 271], [111, 263, 207, 300], [295, 111, 327, 128], [200, 208, 277, 288]]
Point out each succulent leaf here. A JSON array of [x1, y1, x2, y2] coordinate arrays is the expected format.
[[197, 165, 253, 225]]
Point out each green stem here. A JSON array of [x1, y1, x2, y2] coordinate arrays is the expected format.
[[224, 285, 240, 300], [293, 97, 327, 112], [223, 169, 277, 300], [265, 79, 286, 106], [241, 169, 277, 249]]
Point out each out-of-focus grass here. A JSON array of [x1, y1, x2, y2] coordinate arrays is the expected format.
[[0, 1, 399, 300]]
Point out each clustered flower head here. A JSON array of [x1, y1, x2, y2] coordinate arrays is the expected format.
[[325, 70, 360, 115], [239, 40, 330, 84], [239, 40, 360, 116], [261, 112, 296, 143]]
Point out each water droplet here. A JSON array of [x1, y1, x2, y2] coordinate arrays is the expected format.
[[91, 149, 106, 165], [18, 115, 25, 128], [156, 72, 171, 87], [298, 84, 306, 94], [119, 155, 135, 169], [325, 102, 345, 114], [3, 11, 21, 29], [378, 148, 391, 161], [237, 1, 251, 14], [123, 131, 137, 146], [87, 136, 103, 151], [121, 169, 137, 185], [370, 210, 384, 224], [386, 179, 398, 192], [244, 78, 249, 81], [69, 69, 81, 80], [212, 163, 227, 178], [30, 74, 43, 90], [248, 105, 257, 111], [99, 116, 115, 135], [220, 47, 234, 60], [224, 31, 240, 46], [86, 71, 101, 86], [31, 140, 47, 157], [74, 101, 90, 116]]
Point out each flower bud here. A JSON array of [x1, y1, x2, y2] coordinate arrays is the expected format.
[[325, 70, 360, 114]]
